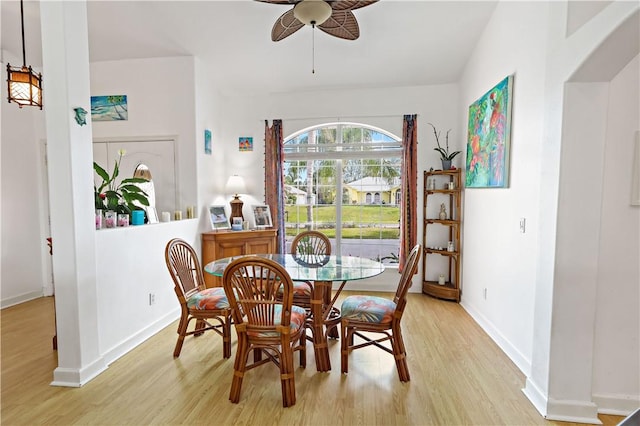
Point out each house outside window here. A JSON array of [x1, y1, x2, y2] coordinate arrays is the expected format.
[[283, 123, 402, 265]]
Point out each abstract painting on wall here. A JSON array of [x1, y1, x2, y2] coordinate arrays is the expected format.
[[90, 95, 128, 121], [466, 75, 514, 188]]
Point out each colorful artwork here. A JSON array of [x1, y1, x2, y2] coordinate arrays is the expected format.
[[90, 95, 128, 121], [466, 75, 513, 188], [239, 137, 253, 152], [204, 129, 212, 155]]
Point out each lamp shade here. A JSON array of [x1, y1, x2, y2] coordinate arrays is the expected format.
[[293, 0, 332, 26], [7, 65, 42, 108], [225, 175, 247, 195]]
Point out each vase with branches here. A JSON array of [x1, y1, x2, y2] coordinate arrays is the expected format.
[[428, 123, 461, 170], [94, 149, 150, 216]]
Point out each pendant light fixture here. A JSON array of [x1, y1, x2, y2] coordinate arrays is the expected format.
[[6, 0, 43, 109]]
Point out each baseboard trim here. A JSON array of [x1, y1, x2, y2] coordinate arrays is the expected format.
[[523, 378, 548, 417], [1, 290, 45, 309], [100, 308, 180, 366], [546, 398, 601, 424], [593, 393, 640, 416], [51, 356, 108, 387], [460, 300, 531, 375]]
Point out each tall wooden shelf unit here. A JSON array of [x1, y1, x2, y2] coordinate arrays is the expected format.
[[422, 169, 462, 302]]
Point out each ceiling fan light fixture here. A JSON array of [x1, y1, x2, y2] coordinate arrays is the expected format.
[[293, 0, 332, 26]]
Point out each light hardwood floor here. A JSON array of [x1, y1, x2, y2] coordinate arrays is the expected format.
[[1, 294, 623, 425]]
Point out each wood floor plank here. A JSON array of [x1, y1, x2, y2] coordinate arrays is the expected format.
[[1, 294, 624, 425]]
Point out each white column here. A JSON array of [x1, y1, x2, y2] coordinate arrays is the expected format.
[[40, 0, 106, 386]]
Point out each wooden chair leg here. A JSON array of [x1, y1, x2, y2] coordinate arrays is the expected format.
[[173, 314, 189, 358], [340, 322, 349, 374], [222, 314, 232, 359], [299, 330, 307, 368], [279, 343, 296, 407], [194, 319, 205, 336], [391, 324, 410, 382], [253, 348, 262, 363], [229, 337, 250, 403]]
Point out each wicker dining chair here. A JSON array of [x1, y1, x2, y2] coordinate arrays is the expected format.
[[223, 256, 307, 407], [165, 238, 232, 359], [340, 244, 422, 382], [286, 230, 332, 309]]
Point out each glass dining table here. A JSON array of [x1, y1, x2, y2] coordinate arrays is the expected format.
[[204, 253, 385, 372]]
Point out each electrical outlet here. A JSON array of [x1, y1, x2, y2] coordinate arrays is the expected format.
[[519, 217, 526, 233], [149, 293, 155, 305]]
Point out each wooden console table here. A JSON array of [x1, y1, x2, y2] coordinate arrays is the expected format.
[[201, 229, 277, 287]]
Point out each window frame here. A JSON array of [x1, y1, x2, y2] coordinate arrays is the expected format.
[[283, 122, 402, 262]]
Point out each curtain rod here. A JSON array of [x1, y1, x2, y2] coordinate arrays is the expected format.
[[263, 113, 417, 123]]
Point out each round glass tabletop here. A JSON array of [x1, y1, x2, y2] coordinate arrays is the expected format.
[[204, 254, 385, 282]]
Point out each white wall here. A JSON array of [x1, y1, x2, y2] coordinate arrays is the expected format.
[[0, 53, 49, 307], [458, 1, 549, 375], [96, 219, 198, 363], [88, 56, 202, 363], [90, 56, 198, 214], [193, 58, 236, 232], [551, 81, 609, 419], [592, 55, 640, 413], [458, 0, 639, 421]]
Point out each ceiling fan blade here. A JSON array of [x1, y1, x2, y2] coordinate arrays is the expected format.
[[318, 10, 359, 40], [271, 9, 305, 41], [329, 0, 378, 12], [256, 0, 298, 4]]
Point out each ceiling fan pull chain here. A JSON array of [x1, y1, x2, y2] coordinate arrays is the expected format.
[[312, 23, 316, 74]]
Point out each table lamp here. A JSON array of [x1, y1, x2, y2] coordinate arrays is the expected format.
[[225, 175, 247, 220]]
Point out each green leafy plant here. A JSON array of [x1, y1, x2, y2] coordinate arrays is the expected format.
[[94, 149, 150, 215], [428, 122, 461, 161]]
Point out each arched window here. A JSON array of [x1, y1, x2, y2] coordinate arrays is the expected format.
[[283, 123, 401, 264]]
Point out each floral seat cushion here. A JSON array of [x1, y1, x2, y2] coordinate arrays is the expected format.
[[276, 281, 312, 298], [247, 305, 307, 337], [186, 287, 230, 310], [341, 295, 397, 324]]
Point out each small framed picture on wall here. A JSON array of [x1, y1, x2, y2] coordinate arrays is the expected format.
[[239, 137, 253, 152]]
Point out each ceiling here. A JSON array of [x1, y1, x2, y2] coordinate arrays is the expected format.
[[1, 0, 497, 97]]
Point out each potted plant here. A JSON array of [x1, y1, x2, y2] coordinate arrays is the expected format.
[[428, 123, 461, 170], [94, 149, 150, 218]]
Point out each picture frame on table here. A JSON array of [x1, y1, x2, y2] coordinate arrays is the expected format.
[[209, 205, 230, 230], [252, 204, 272, 228], [146, 206, 159, 224]]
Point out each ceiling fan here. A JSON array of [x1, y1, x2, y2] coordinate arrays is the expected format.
[[257, 0, 378, 42]]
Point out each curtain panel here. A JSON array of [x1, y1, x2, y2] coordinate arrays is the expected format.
[[264, 119, 286, 252], [400, 114, 418, 272]]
